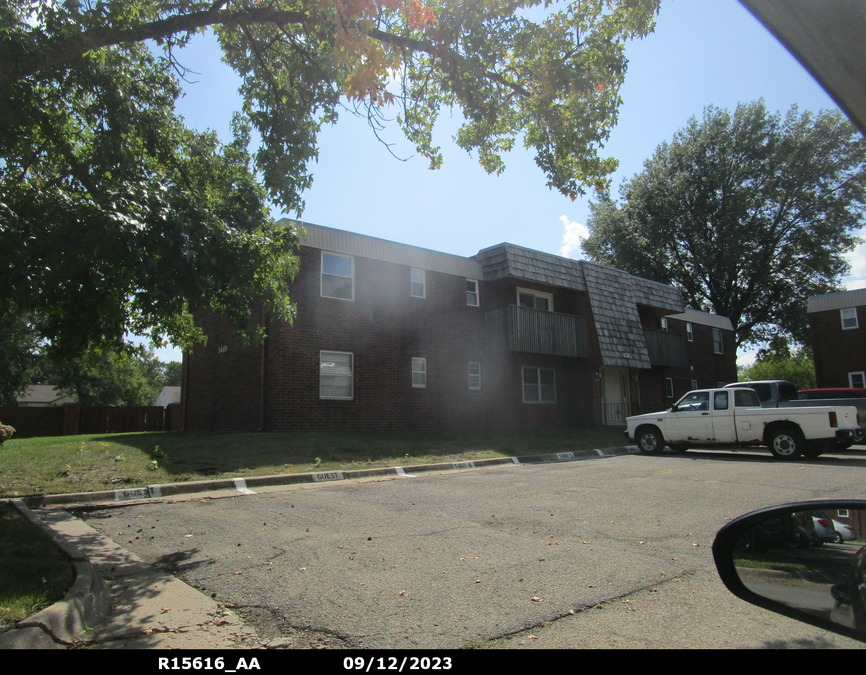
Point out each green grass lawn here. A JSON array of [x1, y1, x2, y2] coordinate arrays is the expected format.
[[0, 427, 628, 497], [0, 502, 75, 632]]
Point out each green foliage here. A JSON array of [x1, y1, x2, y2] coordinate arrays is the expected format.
[[47, 346, 173, 406], [160, 362, 182, 388], [0, 423, 15, 445], [739, 349, 816, 391], [1, 0, 659, 362], [0, 315, 42, 406], [582, 101, 866, 349], [0, 37, 299, 360]]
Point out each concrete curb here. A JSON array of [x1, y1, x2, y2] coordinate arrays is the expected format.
[[0, 500, 111, 649], [20, 446, 640, 509], [2, 444, 640, 649]]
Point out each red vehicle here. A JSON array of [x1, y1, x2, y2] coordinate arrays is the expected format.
[[798, 389, 866, 400]]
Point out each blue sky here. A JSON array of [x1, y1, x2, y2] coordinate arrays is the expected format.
[[151, 0, 864, 364]]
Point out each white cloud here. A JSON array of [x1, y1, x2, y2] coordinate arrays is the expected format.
[[558, 215, 589, 259], [845, 234, 866, 289]]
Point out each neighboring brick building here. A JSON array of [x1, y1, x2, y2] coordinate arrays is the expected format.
[[183, 223, 738, 432], [807, 289, 866, 388]]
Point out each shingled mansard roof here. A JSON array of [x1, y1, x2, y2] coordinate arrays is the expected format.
[[291, 221, 737, 368]]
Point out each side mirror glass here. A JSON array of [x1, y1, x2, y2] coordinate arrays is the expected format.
[[713, 501, 866, 642]]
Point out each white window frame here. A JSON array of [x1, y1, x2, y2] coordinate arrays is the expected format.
[[320, 351, 354, 400], [412, 357, 427, 388], [712, 327, 724, 354], [686, 322, 694, 342], [517, 287, 554, 312], [838, 509, 850, 518], [660, 317, 668, 332], [665, 377, 674, 399], [841, 308, 859, 330], [321, 251, 354, 301], [468, 362, 481, 390], [411, 268, 426, 298], [466, 279, 480, 307], [522, 366, 556, 404], [849, 371, 865, 388]]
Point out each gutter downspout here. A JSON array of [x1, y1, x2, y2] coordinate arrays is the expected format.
[[259, 310, 269, 432]]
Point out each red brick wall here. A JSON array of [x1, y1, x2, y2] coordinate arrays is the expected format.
[[810, 307, 866, 388]]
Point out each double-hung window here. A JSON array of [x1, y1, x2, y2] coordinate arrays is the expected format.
[[686, 322, 694, 342], [849, 371, 866, 388], [522, 367, 555, 403], [321, 252, 354, 300], [712, 327, 724, 354], [665, 377, 674, 398], [412, 358, 427, 388], [660, 317, 668, 331], [841, 308, 859, 329], [466, 280, 479, 306], [517, 288, 553, 312], [468, 362, 481, 390], [411, 269, 426, 298], [320, 351, 353, 399]]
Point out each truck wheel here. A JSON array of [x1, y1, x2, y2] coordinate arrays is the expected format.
[[768, 427, 804, 460], [637, 427, 664, 455]]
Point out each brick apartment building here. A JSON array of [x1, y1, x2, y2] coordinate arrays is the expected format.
[[807, 289, 866, 388], [182, 222, 737, 432]]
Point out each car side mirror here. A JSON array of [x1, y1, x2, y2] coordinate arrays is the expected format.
[[713, 500, 866, 643]]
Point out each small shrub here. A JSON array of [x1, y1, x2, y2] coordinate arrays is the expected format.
[[0, 423, 15, 445]]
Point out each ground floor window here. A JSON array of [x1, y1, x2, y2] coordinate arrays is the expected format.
[[665, 377, 674, 398], [320, 351, 353, 399], [468, 362, 481, 390], [522, 367, 555, 403], [849, 371, 866, 388], [412, 358, 427, 388]]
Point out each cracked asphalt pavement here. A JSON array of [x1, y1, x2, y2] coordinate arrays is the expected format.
[[77, 451, 866, 649]]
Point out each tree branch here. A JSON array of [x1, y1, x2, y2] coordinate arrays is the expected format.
[[1, 7, 306, 87]]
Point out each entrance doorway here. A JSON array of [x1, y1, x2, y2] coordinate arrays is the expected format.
[[601, 367, 630, 425]]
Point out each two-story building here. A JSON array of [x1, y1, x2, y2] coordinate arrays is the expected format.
[[182, 223, 738, 432], [807, 289, 866, 388]]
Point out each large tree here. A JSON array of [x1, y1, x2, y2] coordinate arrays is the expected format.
[[0, 0, 661, 361], [582, 101, 866, 349]]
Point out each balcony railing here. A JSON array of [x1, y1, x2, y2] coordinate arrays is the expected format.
[[643, 328, 688, 368], [486, 305, 588, 358]]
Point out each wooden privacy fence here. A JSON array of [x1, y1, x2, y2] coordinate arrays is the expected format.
[[0, 404, 182, 439]]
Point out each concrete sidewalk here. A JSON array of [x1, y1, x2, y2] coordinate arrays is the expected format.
[[1, 501, 264, 649], [0, 446, 638, 649]]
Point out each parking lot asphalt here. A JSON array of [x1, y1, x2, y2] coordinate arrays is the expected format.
[[1, 445, 638, 649]]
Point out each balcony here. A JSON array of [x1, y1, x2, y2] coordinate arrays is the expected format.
[[486, 305, 589, 358], [643, 328, 688, 368]]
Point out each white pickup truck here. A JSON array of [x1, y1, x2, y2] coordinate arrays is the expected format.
[[625, 388, 861, 460]]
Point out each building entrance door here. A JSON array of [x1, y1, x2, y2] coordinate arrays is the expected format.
[[601, 367, 630, 425]]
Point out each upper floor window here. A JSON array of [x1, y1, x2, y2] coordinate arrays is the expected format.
[[517, 288, 553, 312], [411, 268, 426, 298], [466, 279, 479, 306], [412, 358, 427, 388], [320, 351, 353, 399], [660, 317, 668, 331], [841, 308, 859, 330], [321, 252, 354, 300], [712, 327, 723, 354], [686, 322, 694, 342], [468, 362, 481, 390], [849, 371, 865, 388]]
